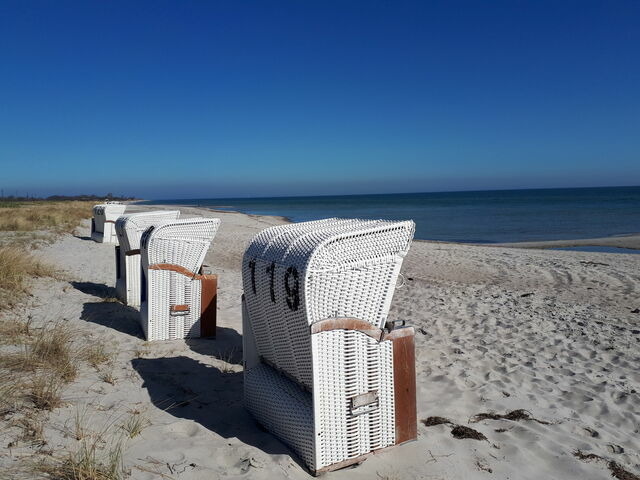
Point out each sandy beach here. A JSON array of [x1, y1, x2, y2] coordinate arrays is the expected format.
[[2, 204, 639, 479]]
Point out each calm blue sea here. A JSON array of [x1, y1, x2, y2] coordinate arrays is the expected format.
[[142, 186, 640, 244]]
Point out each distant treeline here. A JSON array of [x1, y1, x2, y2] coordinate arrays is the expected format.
[[0, 193, 138, 202]]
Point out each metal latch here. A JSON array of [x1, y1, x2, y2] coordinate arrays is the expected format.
[[384, 319, 406, 332], [170, 304, 190, 316], [350, 391, 379, 416], [201, 264, 212, 275]]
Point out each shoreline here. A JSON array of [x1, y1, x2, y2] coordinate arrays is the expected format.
[[134, 202, 640, 251], [493, 234, 640, 251]]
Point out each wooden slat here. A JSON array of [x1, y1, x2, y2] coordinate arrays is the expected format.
[[149, 263, 201, 279], [310, 318, 382, 340], [170, 304, 189, 312], [125, 248, 140, 256], [383, 327, 417, 444], [199, 274, 217, 338]]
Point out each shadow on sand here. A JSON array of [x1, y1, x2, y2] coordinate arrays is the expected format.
[[71, 281, 143, 338], [80, 301, 144, 338], [70, 281, 118, 299], [186, 326, 243, 365], [131, 356, 302, 466], [73, 235, 93, 241]]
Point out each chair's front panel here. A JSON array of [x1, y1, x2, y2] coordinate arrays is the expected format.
[[312, 330, 395, 471], [147, 269, 170, 341], [145, 269, 202, 340]]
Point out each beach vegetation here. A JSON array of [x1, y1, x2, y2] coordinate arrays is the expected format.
[[0, 246, 56, 309], [34, 435, 127, 480], [0, 201, 94, 234], [99, 369, 116, 385], [120, 413, 150, 439], [83, 344, 113, 369]]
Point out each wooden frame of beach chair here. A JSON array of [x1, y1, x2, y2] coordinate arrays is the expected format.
[[139, 217, 220, 341], [91, 202, 127, 244], [241, 218, 416, 475], [115, 210, 181, 307]]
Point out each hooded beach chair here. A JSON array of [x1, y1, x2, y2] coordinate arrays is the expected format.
[[140, 217, 221, 341], [91, 202, 127, 244], [115, 210, 181, 307], [241, 218, 417, 474]]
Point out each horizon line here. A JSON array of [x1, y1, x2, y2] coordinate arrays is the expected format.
[[142, 184, 640, 202]]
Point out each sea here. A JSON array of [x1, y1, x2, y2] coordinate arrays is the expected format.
[[142, 186, 640, 244]]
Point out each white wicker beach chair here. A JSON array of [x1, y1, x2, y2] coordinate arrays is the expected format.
[[91, 202, 127, 244], [140, 217, 221, 341], [242, 218, 417, 474], [115, 211, 181, 307]]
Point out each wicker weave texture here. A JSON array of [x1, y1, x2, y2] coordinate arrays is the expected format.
[[91, 203, 127, 244], [312, 329, 395, 468], [242, 218, 414, 473], [139, 217, 220, 341], [114, 211, 180, 306]]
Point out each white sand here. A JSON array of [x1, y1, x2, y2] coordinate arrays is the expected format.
[[2, 205, 639, 479]]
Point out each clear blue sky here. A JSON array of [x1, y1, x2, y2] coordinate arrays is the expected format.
[[1, 1, 638, 199]]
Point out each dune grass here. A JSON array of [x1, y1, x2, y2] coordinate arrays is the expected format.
[[0, 201, 94, 233], [0, 246, 57, 310], [0, 320, 79, 413], [0, 200, 93, 309], [0, 201, 133, 479], [0, 201, 90, 432], [35, 434, 126, 480]]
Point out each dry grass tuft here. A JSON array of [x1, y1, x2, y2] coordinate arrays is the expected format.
[[1, 322, 78, 381], [0, 247, 56, 309], [0, 315, 34, 344], [34, 436, 126, 480], [0, 372, 21, 418], [99, 369, 116, 386], [11, 414, 47, 447], [0, 201, 94, 234], [0, 201, 92, 310], [120, 413, 150, 439], [70, 407, 91, 441], [28, 374, 65, 411], [83, 344, 112, 369], [31, 322, 78, 382], [0, 321, 80, 415]]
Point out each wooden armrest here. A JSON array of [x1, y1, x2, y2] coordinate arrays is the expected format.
[[311, 318, 383, 340]]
